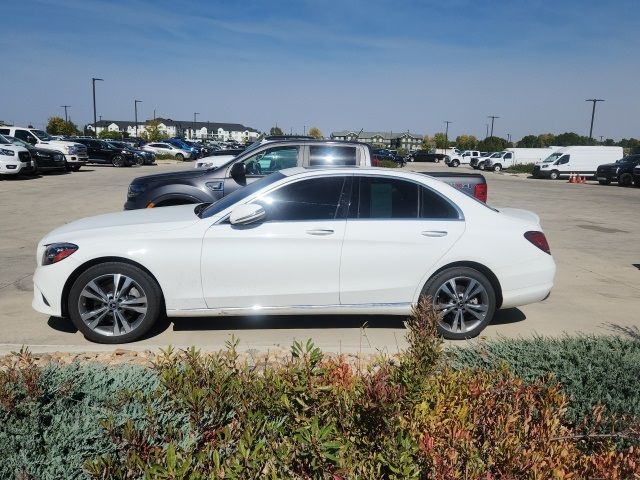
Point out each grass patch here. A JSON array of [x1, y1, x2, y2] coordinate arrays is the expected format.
[[504, 162, 535, 173]]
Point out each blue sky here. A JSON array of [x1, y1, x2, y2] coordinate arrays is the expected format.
[[2, 0, 638, 140]]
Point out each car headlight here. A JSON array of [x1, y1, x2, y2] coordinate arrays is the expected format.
[[127, 184, 147, 198], [36, 151, 50, 158], [42, 243, 78, 265], [1, 148, 15, 156], [67, 145, 80, 154]]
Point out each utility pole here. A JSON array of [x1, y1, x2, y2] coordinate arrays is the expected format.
[[599, 135, 604, 143], [507, 133, 511, 143], [485, 124, 489, 139], [134, 100, 142, 138], [193, 112, 199, 139], [488, 115, 499, 137], [92, 77, 103, 137], [303, 125, 306, 135], [61, 105, 70, 122], [444, 120, 452, 145], [153, 109, 156, 121], [585, 99, 604, 140]]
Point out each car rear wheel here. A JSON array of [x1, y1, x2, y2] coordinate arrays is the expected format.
[[175, 153, 184, 161], [549, 170, 560, 180], [112, 155, 124, 167], [618, 173, 633, 187], [421, 267, 496, 340], [451, 160, 460, 167], [68, 262, 162, 343]]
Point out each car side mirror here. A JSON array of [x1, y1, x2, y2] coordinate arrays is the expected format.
[[230, 162, 246, 181], [229, 203, 265, 225]]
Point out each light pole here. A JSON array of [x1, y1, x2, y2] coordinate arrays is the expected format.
[[488, 115, 499, 137], [444, 120, 452, 146], [92, 77, 103, 137], [303, 125, 306, 135], [134, 100, 142, 137], [193, 112, 199, 139], [485, 124, 489, 139], [585, 99, 604, 140], [507, 133, 511, 143], [61, 105, 70, 122]]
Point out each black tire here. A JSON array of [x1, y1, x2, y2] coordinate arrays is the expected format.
[[493, 164, 502, 172], [451, 160, 460, 167], [421, 266, 496, 340], [549, 170, 560, 180], [175, 153, 184, 161], [65, 161, 72, 172], [67, 262, 163, 343], [618, 173, 633, 187], [598, 179, 611, 185], [72, 165, 81, 172], [112, 155, 124, 167]]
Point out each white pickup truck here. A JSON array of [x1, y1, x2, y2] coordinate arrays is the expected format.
[[445, 149, 481, 167], [0, 126, 88, 171]]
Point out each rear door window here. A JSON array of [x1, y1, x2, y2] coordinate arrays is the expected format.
[[309, 146, 357, 166], [349, 176, 418, 219]]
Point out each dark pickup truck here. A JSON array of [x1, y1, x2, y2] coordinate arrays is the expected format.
[[408, 150, 447, 163], [125, 139, 487, 209], [596, 154, 640, 187]]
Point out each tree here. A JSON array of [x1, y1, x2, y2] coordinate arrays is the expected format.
[[421, 135, 435, 150], [517, 135, 539, 148], [270, 126, 284, 136], [99, 130, 125, 140], [46, 116, 79, 136], [553, 132, 596, 146], [433, 132, 449, 149], [477, 136, 509, 152], [140, 120, 168, 142], [308, 127, 323, 139], [455, 134, 478, 150]]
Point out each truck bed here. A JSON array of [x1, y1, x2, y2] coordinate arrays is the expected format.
[[418, 171, 487, 202]]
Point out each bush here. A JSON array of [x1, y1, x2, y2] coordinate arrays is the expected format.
[[1, 318, 639, 478], [504, 162, 535, 173], [377, 159, 399, 168]]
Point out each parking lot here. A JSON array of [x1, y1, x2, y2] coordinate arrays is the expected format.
[[0, 162, 638, 354]]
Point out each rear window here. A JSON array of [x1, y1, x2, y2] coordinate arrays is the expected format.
[[309, 146, 357, 166]]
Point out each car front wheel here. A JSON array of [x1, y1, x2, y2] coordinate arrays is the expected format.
[[112, 155, 124, 167], [618, 173, 633, 187], [175, 153, 184, 161], [549, 170, 560, 180], [68, 262, 162, 343], [421, 267, 496, 340]]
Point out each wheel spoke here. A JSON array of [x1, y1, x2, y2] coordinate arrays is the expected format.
[[112, 274, 122, 297], [81, 281, 108, 303], [81, 305, 108, 322], [466, 303, 488, 312], [115, 310, 132, 334], [465, 307, 485, 321], [463, 279, 483, 302], [115, 276, 133, 300], [86, 309, 109, 329]]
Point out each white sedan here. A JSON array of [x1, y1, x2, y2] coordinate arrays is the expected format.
[[33, 168, 555, 343], [142, 142, 191, 161]]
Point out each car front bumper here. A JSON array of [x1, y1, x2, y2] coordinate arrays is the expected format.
[[64, 153, 88, 166]]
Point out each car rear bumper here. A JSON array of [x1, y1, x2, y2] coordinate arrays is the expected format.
[[498, 255, 556, 309]]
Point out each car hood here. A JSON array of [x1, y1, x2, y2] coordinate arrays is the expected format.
[[597, 162, 623, 170], [131, 168, 209, 185], [41, 204, 201, 244], [195, 155, 235, 168], [497, 207, 541, 227], [38, 140, 83, 149]]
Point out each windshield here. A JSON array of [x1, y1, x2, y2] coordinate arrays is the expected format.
[[6, 136, 28, 147], [489, 152, 502, 158], [543, 152, 562, 163], [32, 129, 53, 141], [200, 172, 285, 218], [616, 157, 632, 163], [0, 135, 10, 145]]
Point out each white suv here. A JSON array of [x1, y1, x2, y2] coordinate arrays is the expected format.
[[0, 126, 88, 171], [0, 135, 33, 176]]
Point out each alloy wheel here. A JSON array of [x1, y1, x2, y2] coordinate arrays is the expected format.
[[434, 276, 489, 334], [77, 273, 148, 336]]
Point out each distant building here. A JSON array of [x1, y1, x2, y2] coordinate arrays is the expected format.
[[87, 118, 261, 142], [330, 130, 423, 151]]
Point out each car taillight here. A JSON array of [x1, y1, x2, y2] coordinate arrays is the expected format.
[[524, 231, 550, 255], [42, 243, 78, 265], [474, 183, 487, 203]]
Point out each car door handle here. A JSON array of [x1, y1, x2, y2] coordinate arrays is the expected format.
[[306, 229, 334, 236], [421, 230, 448, 237]]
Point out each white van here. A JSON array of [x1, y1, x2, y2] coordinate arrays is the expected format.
[[533, 146, 623, 180], [0, 126, 88, 171], [484, 147, 558, 171]]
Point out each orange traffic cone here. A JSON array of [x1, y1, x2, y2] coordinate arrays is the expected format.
[[568, 173, 575, 183]]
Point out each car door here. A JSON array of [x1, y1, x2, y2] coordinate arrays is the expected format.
[[223, 145, 301, 197], [339, 175, 465, 305], [201, 175, 350, 309]]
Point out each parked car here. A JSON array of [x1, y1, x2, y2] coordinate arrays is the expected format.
[[142, 142, 191, 160], [0, 126, 88, 171], [595, 155, 640, 186], [166, 138, 201, 158], [33, 167, 554, 343], [72, 138, 137, 167], [533, 146, 624, 180], [470, 152, 496, 170], [409, 150, 447, 163], [125, 139, 488, 209], [0, 134, 33, 176], [5, 135, 66, 173], [107, 140, 156, 165], [633, 164, 640, 187], [194, 148, 245, 169], [371, 148, 405, 167]]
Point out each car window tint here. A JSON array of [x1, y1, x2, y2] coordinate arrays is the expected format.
[[350, 176, 419, 219], [254, 176, 346, 221], [558, 155, 570, 165], [14, 130, 30, 142], [420, 187, 459, 219], [242, 146, 298, 176], [309, 146, 357, 166]]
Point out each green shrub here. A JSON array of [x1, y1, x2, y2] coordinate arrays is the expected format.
[[447, 335, 640, 425], [377, 159, 399, 168], [155, 153, 178, 160], [504, 162, 535, 173]]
